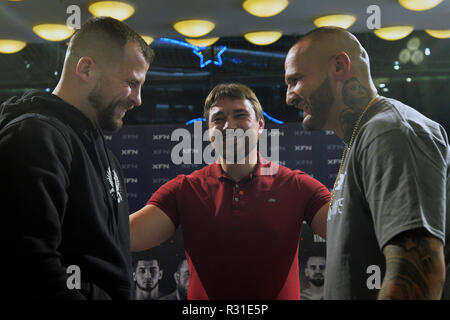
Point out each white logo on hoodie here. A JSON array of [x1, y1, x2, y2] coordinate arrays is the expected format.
[[106, 167, 123, 204]]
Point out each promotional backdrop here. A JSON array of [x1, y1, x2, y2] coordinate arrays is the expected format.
[[106, 122, 344, 300]]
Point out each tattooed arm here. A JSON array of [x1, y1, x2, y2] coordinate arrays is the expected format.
[[378, 228, 445, 299]]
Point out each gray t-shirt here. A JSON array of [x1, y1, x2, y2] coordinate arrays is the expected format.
[[325, 96, 450, 300]]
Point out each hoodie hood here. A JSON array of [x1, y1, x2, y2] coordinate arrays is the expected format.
[[0, 89, 96, 132]]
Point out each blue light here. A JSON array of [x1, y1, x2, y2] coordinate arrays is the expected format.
[[263, 111, 284, 124], [158, 38, 227, 69], [186, 113, 284, 125], [185, 118, 206, 125], [213, 46, 227, 66]]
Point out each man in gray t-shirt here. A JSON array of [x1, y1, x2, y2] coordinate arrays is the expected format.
[[285, 26, 449, 299]]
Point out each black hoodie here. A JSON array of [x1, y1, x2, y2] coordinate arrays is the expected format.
[[0, 90, 132, 299]]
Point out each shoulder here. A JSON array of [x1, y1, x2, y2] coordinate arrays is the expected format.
[[1, 114, 72, 150], [359, 97, 448, 150]]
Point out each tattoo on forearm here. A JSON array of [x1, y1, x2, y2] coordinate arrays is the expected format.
[[340, 77, 372, 143], [378, 229, 444, 300]]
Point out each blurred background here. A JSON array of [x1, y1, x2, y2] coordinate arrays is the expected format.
[[0, 0, 448, 130]]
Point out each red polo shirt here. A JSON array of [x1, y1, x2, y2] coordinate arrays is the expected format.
[[147, 157, 330, 299]]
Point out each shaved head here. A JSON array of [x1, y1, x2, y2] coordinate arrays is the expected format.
[[284, 26, 378, 141], [291, 26, 372, 80], [53, 16, 151, 132], [66, 16, 154, 70]]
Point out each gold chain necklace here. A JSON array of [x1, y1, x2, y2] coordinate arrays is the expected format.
[[330, 94, 379, 207]]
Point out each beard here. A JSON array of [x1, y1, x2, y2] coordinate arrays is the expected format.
[[308, 276, 324, 287], [302, 75, 334, 131], [135, 280, 155, 292], [88, 80, 123, 132], [177, 283, 188, 300]]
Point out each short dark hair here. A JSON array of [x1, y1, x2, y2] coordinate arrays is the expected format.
[[69, 16, 154, 64], [203, 83, 263, 122]]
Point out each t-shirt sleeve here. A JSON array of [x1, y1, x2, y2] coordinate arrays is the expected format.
[[360, 128, 447, 249], [297, 172, 331, 225], [146, 175, 185, 228]]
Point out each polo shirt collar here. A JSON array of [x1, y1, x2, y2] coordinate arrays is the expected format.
[[209, 152, 272, 181]]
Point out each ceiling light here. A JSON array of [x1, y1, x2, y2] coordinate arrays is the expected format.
[[399, 48, 411, 64], [173, 19, 215, 38], [88, 1, 135, 21], [425, 29, 450, 39], [398, 0, 443, 11], [313, 14, 356, 29], [411, 50, 424, 64], [141, 36, 154, 45], [32, 24, 75, 41], [407, 37, 420, 50], [185, 37, 219, 47], [0, 39, 26, 54], [374, 26, 414, 40], [244, 31, 282, 45], [242, 0, 289, 18]]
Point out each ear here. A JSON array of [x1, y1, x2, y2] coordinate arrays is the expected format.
[[133, 272, 136, 281], [159, 270, 164, 280], [258, 116, 265, 135], [174, 272, 180, 285], [75, 56, 96, 83], [330, 52, 351, 81]]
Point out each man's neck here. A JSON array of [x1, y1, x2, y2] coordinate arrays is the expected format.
[[309, 283, 324, 295], [333, 77, 378, 144], [53, 81, 99, 127], [136, 287, 160, 300], [220, 151, 258, 182]]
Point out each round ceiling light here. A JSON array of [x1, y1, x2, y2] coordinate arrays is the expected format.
[[141, 35, 154, 45], [185, 37, 220, 47], [425, 29, 450, 39], [242, 0, 289, 18], [0, 39, 26, 54], [244, 31, 282, 45], [173, 19, 215, 38], [313, 14, 356, 29], [398, 0, 443, 11], [32, 24, 75, 41], [88, 1, 135, 21], [373, 26, 414, 41]]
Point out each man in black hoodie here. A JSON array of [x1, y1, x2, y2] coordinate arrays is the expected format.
[[0, 16, 153, 299]]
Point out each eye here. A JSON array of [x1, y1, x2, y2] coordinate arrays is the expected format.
[[128, 80, 138, 88]]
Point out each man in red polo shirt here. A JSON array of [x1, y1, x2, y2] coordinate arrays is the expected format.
[[130, 83, 330, 299]]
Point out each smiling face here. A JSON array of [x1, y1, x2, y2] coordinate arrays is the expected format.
[[88, 40, 149, 131], [285, 42, 335, 131], [208, 97, 264, 163]]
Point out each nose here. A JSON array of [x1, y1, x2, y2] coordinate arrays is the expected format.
[[130, 86, 142, 107], [286, 85, 297, 106], [222, 117, 236, 131]]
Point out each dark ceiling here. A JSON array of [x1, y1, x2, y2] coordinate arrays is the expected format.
[[0, 0, 448, 129]]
